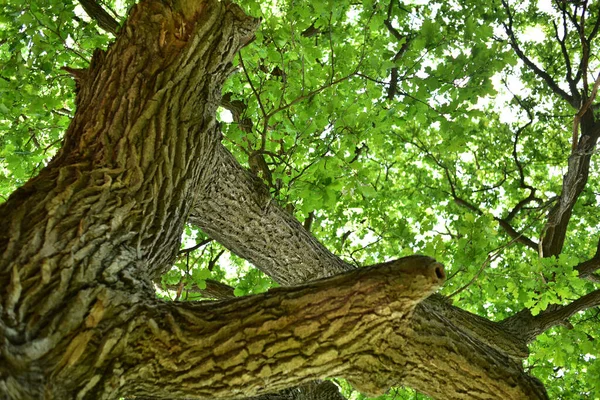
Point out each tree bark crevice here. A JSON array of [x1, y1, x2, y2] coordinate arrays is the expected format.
[[1, 1, 260, 397]]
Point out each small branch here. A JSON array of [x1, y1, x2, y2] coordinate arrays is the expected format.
[[501, 0, 577, 107], [207, 249, 225, 272], [552, 17, 581, 106], [447, 239, 515, 299], [587, 4, 600, 42], [303, 211, 315, 232], [78, 0, 120, 35], [575, 237, 600, 282], [495, 218, 538, 250], [447, 212, 545, 299], [265, 72, 356, 121], [383, 0, 411, 100], [179, 238, 212, 254], [161, 278, 235, 300], [572, 72, 600, 151], [239, 52, 269, 149]]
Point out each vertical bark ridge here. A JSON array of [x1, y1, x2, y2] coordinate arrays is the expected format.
[[108, 257, 445, 399]]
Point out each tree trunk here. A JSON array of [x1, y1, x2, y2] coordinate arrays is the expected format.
[[0, 0, 256, 397], [0, 0, 549, 399]]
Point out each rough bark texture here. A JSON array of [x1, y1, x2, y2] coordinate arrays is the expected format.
[[190, 145, 351, 286], [248, 381, 346, 400], [190, 145, 547, 399], [117, 256, 445, 399], [0, 0, 555, 399], [0, 0, 258, 398]]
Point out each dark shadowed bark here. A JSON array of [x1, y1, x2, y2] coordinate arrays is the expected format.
[[541, 111, 600, 257], [79, 0, 121, 35]]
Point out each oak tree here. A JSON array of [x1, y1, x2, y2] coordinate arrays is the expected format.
[[0, 0, 599, 399]]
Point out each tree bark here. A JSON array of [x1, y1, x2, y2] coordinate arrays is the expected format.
[[541, 111, 600, 257], [190, 145, 547, 399], [0, 0, 257, 397], [111, 257, 445, 399]]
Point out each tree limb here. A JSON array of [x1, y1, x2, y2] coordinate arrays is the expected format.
[[540, 112, 600, 257], [383, 0, 411, 100], [160, 278, 236, 300], [78, 0, 120, 35], [502, 289, 600, 343], [114, 257, 447, 399]]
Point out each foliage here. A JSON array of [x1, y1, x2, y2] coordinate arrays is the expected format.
[[1, 0, 599, 398]]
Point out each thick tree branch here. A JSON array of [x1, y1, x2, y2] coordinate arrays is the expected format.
[[502, 289, 600, 343], [78, 0, 120, 35], [190, 145, 352, 285], [572, 72, 600, 150], [157, 278, 350, 400], [541, 111, 600, 257]]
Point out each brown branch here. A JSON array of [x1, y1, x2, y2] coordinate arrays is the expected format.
[[78, 0, 120, 35], [303, 211, 315, 231], [248, 380, 347, 400], [588, 4, 600, 42], [383, 0, 411, 100], [160, 278, 235, 300], [179, 238, 212, 254], [502, 0, 577, 108], [123, 256, 448, 399], [541, 114, 600, 257], [575, 237, 600, 282], [551, 17, 581, 106], [495, 218, 539, 250], [503, 289, 600, 343], [407, 135, 539, 250], [265, 73, 356, 120], [505, 93, 542, 222], [572, 72, 600, 150], [447, 235, 524, 299]]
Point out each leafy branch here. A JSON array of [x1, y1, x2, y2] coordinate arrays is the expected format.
[[501, 0, 577, 108]]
